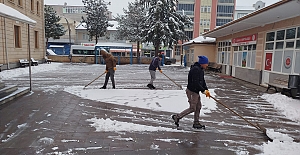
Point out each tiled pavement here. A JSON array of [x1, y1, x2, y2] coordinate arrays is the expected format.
[[0, 63, 299, 155]]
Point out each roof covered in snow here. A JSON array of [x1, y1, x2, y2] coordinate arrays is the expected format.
[[95, 42, 133, 49], [183, 36, 216, 46], [0, 3, 36, 25], [75, 21, 118, 31]]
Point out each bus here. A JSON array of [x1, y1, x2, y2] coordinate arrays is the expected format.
[[70, 45, 96, 56]]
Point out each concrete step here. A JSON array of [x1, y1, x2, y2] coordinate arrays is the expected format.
[[0, 87, 30, 106], [0, 85, 18, 98]]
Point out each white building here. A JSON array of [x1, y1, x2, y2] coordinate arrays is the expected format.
[[234, 1, 266, 20]]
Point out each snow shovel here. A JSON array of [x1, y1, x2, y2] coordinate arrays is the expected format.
[[161, 72, 183, 90], [210, 96, 271, 140], [83, 71, 106, 89]]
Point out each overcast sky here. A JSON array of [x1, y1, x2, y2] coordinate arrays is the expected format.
[[44, 0, 280, 17]]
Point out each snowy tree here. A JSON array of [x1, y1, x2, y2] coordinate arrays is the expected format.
[[140, 0, 193, 56], [115, 0, 147, 59], [82, 0, 111, 44], [44, 5, 66, 47]]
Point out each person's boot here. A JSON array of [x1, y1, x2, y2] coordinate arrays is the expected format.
[[113, 86, 115, 89], [100, 86, 106, 89], [147, 84, 153, 89], [172, 115, 179, 127], [193, 122, 205, 129]]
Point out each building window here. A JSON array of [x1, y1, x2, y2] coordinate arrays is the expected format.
[[184, 31, 193, 40], [8, 0, 14, 4], [201, 6, 211, 13], [216, 18, 232, 26], [175, 46, 181, 56], [233, 45, 256, 68], [35, 31, 39, 48], [31, 0, 34, 12], [14, 25, 21, 48], [177, 4, 194, 12], [83, 33, 89, 40], [265, 26, 300, 74], [207, 6, 211, 13], [36, 1, 39, 15], [17, 0, 23, 6], [237, 13, 248, 19], [217, 40, 232, 65], [218, 0, 234, 3]]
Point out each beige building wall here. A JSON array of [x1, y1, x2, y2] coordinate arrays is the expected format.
[[217, 15, 300, 71], [185, 44, 216, 66], [0, 0, 45, 68]]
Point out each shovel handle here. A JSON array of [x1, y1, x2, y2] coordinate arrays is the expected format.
[[161, 72, 183, 90], [84, 72, 106, 88], [210, 96, 262, 132]]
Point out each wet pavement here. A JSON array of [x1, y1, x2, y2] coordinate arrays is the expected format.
[[0, 63, 299, 155]]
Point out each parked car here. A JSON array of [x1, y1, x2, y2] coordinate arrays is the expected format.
[[164, 57, 176, 65]]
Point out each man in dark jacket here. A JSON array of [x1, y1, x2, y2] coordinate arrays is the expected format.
[[172, 56, 211, 129], [147, 54, 163, 89], [99, 49, 117, 89]]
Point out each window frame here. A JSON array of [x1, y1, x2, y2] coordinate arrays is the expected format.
[[34, 31, 39, 49], [265, 26, 300, 74], [36, 1, 40, 15], [31, 0, 34, 12], [14, 25, 21, 48]]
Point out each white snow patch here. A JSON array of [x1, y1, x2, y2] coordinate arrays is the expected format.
[[0, 63, 62, 80], [86, 117, 187, 132], [38, 137, 54, 145], [150, 143, 160, 150], [64, 87, 217, 115], [73, 147, 103, 151], [17, 123, 27, 128], [107, 135, 134, 141], [266, 129, 294, 142], [52, 147, 59, 150], [61, 139, 78, 143], [261, 93, 300, 123], [155, 139, 180, 143], [263, 140, 300, 155]]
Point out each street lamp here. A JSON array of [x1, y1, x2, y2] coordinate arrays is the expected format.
[[64, 17, 72, 62]]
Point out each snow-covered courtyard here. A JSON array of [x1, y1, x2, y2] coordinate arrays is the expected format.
[[0, 63, 299, 155]]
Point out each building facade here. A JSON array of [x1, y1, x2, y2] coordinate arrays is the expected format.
[[204, 0, 300, 87], [0, 0, 45, 69], [49, 3, 112, 22], [174, 0, 236, 62]]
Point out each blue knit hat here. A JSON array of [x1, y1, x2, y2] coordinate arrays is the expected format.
[[198, 56, 209, 64]]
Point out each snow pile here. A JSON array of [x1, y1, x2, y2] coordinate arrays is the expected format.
[[0, 63, 62, 80], [261, 93, 300, 155], [263, 129, 300, 155], [261, 93, 300, 123], [266, 129, 294, 142]]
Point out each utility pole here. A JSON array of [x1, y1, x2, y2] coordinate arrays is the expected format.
[[65, 17, 72, 63], [181, 9, 185, 66]]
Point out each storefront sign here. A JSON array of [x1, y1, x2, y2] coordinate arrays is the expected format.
[[81, 43, 95, 46], [284, 56, 292, 69], [232, 34, 257, 46], [265, 53, 272, 71]]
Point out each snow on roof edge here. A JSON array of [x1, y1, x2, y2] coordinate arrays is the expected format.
[[183, 36, 216, 45], [0, 3, 36, 25]]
